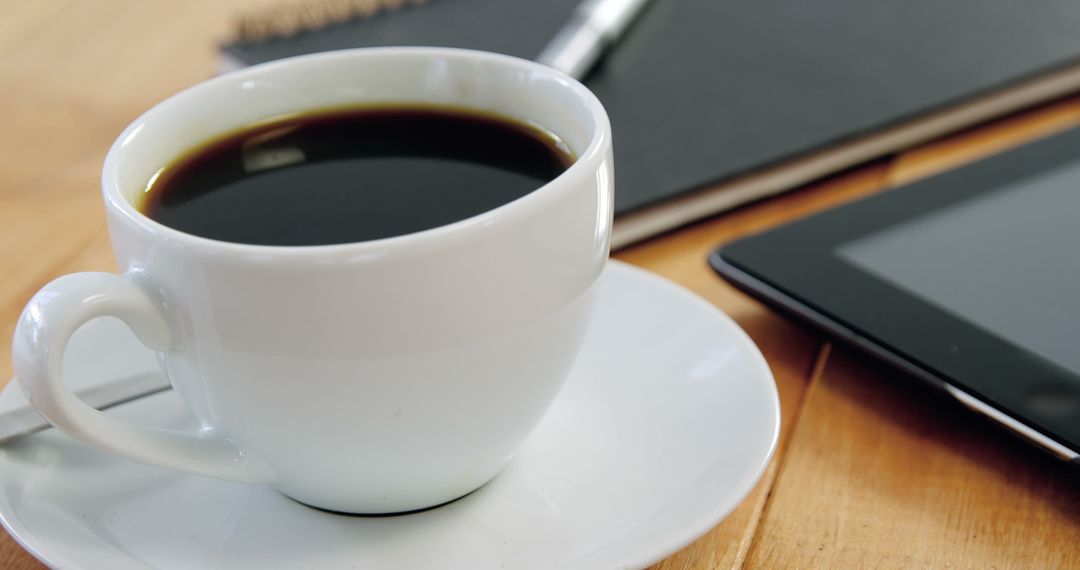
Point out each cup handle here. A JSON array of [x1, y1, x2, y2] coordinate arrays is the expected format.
[[12, 271, 266, 483]]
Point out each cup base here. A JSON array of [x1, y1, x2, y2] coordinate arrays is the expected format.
[[281, 480, 490, 516]]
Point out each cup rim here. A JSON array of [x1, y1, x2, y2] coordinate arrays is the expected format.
[[101, 47, 611, 257]]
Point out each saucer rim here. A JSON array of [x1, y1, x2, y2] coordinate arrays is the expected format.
[[0, 260, 781, 570], [606, 262, 780, 568]]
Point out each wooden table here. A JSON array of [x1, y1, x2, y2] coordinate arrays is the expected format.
[[2, 1, 1078, 567]]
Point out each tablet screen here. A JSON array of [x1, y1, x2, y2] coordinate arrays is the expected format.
[[839, 160, 1080, 377], [716, 127, 1080, 451]]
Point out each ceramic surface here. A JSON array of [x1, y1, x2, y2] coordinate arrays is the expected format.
[[11, 48, 613, 513], [0, 262, 779, 570]]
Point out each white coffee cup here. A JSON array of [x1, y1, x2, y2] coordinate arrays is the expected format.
[[12, 47, 613, 514]]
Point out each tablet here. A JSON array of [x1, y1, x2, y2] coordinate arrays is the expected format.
[[710, 127, 1080, 463]]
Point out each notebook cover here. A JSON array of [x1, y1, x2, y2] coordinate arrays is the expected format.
[[222, 0, 1080, 216]]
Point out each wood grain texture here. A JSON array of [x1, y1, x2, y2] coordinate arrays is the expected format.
[[738, 98, 1080, 570], [2, 1, 1079, 568], [744, 344, 1080, 569]]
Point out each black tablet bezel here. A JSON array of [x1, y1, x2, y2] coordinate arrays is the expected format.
[[713, 127, 1080, 452]]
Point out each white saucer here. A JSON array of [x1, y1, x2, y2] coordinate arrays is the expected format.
[[0, 261, 779, 570]]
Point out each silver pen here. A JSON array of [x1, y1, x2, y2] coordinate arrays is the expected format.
[[536, 0, 653, 79], [0, 373, 170, 444]]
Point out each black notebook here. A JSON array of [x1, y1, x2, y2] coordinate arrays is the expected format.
[[222, 0, 1080, 247]]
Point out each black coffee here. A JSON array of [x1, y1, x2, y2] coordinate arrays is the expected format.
[[140, 106, 574, 246]]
